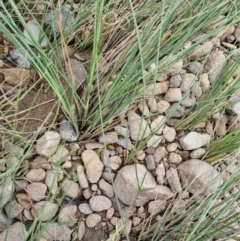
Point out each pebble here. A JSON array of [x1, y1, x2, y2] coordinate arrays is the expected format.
[[62, 179, 81, 199], [0, 222, 26, 241], [147, 135, 162, 148], [99, 178, 114, 198], [148, 200, 166, 214], [150, 115, 165, 134], [136, 150, 146, 161], [156, 163, 165, 184], [199, 73, 210, 91], [147, 97, 157, 112], [116, 137, 133, 150], [60, 120, 78, 142], [178, 159, 223, 194], [89, 195, 112, 212], [58, 205, 77, 227], [81, 150, 104, 183], [157, 100, 170, 113], [32, 201, 58, 221], [85, 142, 104, 149], [235, 24, 240, 42], [48, 146, 70, 164], [108, 156, 122, 170], [27, 182, 47, 201], [114, 125, 129, 137], [0, 211, 9, 231], [9, 49, 31, 69], [166, 143, 178, 152], [78, 222, 85, 240], [153, 146, 167, 163], [102, 170, 115, 182], [188, 41, 213, 60], [190, 148, 206, 159], [179, 131, 211, 150], [167, 59, 183, 75], [79, 203, 93, 215], [45, 170, 58, 194], [116, 218, 132, 235], [169, 74, 181, 88], [146, 81, 169, 96], [0, 176, 14, 208], [83, 188, 92, 199], [188, 61, 202, 74], [36, 131, 60, 157], [106, 207, 114, 219], [0, 159, 6, 172], [146, 148, 155, 155], [24, 20, 48, 47], [171, 106, 185, 118], [132, 217, 141, 226], [180, 73, 196, 92], [145, 155, 156, 171], [181, 97, 196, 107], [164, 88, 182, 102], [77, 165, 89, 189], [128, 111, 151, 141], [26, 168, 46, 182], [86, 213, 101, 228], [138, 101, 150, 116], [166, 168, 182, 192], [99, 131, 118, 144], [4, 199, 23, 218], [168, 153, 182, 164], [163, 126, 176, 142]]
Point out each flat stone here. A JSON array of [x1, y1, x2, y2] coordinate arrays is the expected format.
[[27, 182, 47, 201], [145, 155, 156, 171], [24, 20, 48, 47], [86, 213, 101, 228], [108, 156, 122, 170], [89, 195, 112, 212], [148, 200, 166, 214], [128, 111, 151, 141], [167, 59, 183, 75], [58, 205, 77, 227], [116, 218, 132, 235], [81, 150, 104, 183], [114, 125, 129, 137], [150, 115, 165, 134], [78, 222, 85, 240], [42, 222, 72, 241], [138, 101, 150, 116], [45, 170, 58, 194], [116, 137, 133, 150], [62, 179, 81, 199], [156, 163, 165, 184], [36, 131, 60, 157], [85, 142, 104, 149], [146, 81, 169, 96], [188, 41, 213, 60], [26, 168, 46, 182], [48, 146, 70, 164], [147, 97, 157, 112], [164, 88, 182, 102], [77, 165, 89, 189], [179, 131, 211, 150], [79, 203, 93, 215], [180, 73, 196, 92], [99, 131, 118, 144], [9, 48, 30, 69], [163, 126, 176, 142], [99, 178, 114, 198], [2, 68, 31, 86], [166, 143, 178, 152], [32, 201, 58, 221], [60, 120, 77, 142], [157, 100, 170, 113], [0, 222, 26, 241], [190, 148, 206, 159], [168, 153, 182, 165], [178, 159, 223, 194], [153, 146, 167, 163], [0, 176, 14, 208], [166, 167, 182, 192], [114, 164, 173, 206], [106, 207, 114, 219], [4, 199, 23, 218], [147, 135, 162, 148]]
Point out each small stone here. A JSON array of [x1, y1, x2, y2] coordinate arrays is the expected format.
[[180, 73, 196, 92], [136, 150, 146, 161], [108, 156, 122, 170], [164, 88, 182, 102], [24, 209, 34, 220], [48, 146, 70, 164], [188, 61, 202, 74], [89, 195, 112, 212], [24, 20, 48, 47], [102, 171, 115, 182], [157, 100, 170, 113], [166, 143, 178, 152], [116, 218, 132, 235], [188, 41, 213, 60], [156, 163, 165, 184], [199, 73, 210, 91], [42, 223, 72, 241], [79, 203, 93, 215], [147, 135, 162, 148], [148, 200, 166, 214], [26, 168, 46, 182], [99, 178, 114, 198], [77, 165, 89, 189], [85, 142, 104, 149], [226, 35, 235, 43], [178, 159, 223, 194], [99, 132, 118, 144], [83, 188, 92, 199], [62, 179, 81, 199], [0, 159, 6, 172], [235, 24, 240, 42], [58, 205, 77, 227], [114, 125, 129, 137], [192, 82, 202, 98], [153, 146, 167, 163], [150, 115, 165, 134], [32, 201, 58, 221], [45, 170, 58, 194], [190, 148, 206, 159], [179, 131, 211, 150], [26, 182, 47, 201], [106, 207, 114, 219], [166, 167, 182, 192], [0, 60, 3, 67], [0, 177, 14, 208], [219, 25, 235, 41], [36, 131, 60, 157], [60, 120, 77, 142], [0, 222, 26, 241], [132, 217, 141, 227], [86, 213, 101, 228], [145, 155, 156, 171], [168, 153, 182, 165], [148, 63, 157, 71], [2, 68, 31, 86], [81, 150, 104, 183], [116, 137, 133, 150], [169, 74, 181, 88], [146, 148, 156, 155], [163, 126, 176, 142], [0, 211, 9, 231], [147, 97, 157, 112], [181, 97, 196, 107], [146, 81, 169, 96], [138, 101, 150, 116], [78, 222, 85, 240], [128, 111, 151, 141], [167, 59, 183, 75], [9, 49, 30, 69], [4, 199, 23, 218]]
